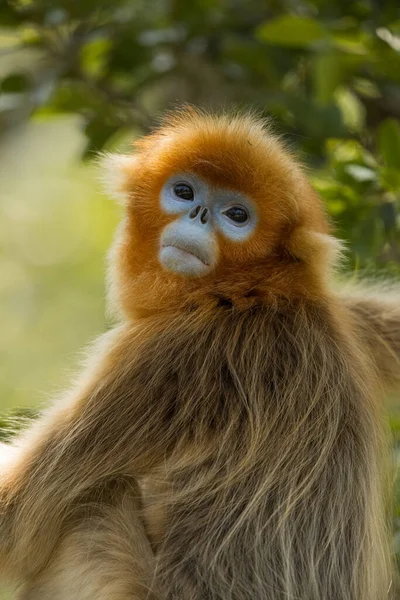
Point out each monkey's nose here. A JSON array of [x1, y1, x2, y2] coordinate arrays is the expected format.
[[189, 205, 209, 224], [200, 207, 209, 224], [189, 206, 201, 219]]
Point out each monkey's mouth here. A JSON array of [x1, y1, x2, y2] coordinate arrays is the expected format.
[[162, 244, 209, 266], [159, 243, 212, 277]]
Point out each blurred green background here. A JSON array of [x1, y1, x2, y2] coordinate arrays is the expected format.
[[1, 0, 400, 597]]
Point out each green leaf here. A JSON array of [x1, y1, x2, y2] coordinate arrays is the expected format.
[[1, 73, 30, 93], [331, 30, 370, 55], [335, 86, 365, 132], [379, 166, 400, 192], [344, 164, 376, 182], [353, 77, 380, 99], [378, 118, 400, 170], [256, 16, 328, 48], [0, 4, 21, 26], [326, 139, 364, 163], [313, 51, 342, 105], [80, 36, 112, 79]]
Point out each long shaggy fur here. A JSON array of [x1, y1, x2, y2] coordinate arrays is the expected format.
[[0, 108, 399, 600]]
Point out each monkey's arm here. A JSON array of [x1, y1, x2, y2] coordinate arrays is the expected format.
[[0, 324, 173, 580], [340, 287, 400, 390]]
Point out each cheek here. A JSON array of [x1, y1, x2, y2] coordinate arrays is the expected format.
[[128, 198, 172, 245], [216, 217, 280, 265], [217, 237, 260, 265], [118, 211, 165, 279]]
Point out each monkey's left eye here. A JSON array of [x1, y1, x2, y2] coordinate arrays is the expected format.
[[223, 206, 249, 224], [173, 183, 194, 201]]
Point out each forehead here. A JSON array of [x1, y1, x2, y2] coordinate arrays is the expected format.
[[162, 171, 249, 199]]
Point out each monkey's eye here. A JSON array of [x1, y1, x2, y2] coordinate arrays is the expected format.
[[173, 183, 194, 201], [223, 206, 249, 224]]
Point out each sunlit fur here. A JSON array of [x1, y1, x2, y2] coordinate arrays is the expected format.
[[0, 108, 399, 600]]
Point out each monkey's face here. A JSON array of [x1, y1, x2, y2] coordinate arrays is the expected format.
[[159, 173, 257, 277]]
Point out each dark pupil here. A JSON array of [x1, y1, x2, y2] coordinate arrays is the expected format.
[[174, 183, 194, 201], [225, 207, 248, 223]]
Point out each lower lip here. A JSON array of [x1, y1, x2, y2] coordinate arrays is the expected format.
[[162, 245, 207, 265], [160, 245, 210, 276]]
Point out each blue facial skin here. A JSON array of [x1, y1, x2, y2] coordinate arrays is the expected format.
[[159, 173, 258, 277]]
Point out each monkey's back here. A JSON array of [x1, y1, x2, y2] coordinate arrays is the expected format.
[[137, 302, 391, 600]]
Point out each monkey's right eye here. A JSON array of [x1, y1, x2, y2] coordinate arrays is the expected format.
[[173, 183, 194, 201]]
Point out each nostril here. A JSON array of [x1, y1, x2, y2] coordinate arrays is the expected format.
[[189, 206, 201, 219], [200, 208, 208, 224]]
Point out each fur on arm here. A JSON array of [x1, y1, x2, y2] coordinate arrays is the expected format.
[[17, 479, 157, 600], [340, 284, 400, 391], [0, 322, 174, 580]]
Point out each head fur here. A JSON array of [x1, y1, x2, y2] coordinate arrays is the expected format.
[[102, 108, 342, 319]]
